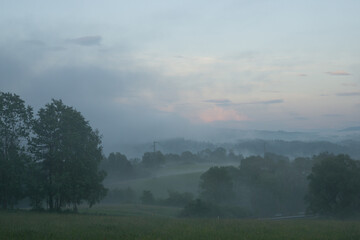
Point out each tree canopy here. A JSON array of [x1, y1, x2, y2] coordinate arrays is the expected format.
[[31, 99, 107, 211], [102, 152, 133, 179], [199, 166, 235, 204], [142, 151, 165, 168], [306, 153, 360, 218], [0, 92, 33, 209]]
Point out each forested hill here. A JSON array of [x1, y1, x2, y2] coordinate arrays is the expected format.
[[116, 138, 360, 159]]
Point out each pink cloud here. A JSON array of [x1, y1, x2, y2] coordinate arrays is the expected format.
[[198, 106, 248, 123], [326, 71, 351, 76], [156, 105, 175, 113]]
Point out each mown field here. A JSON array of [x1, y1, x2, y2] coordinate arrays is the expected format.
[[1, 209, 360, 240]]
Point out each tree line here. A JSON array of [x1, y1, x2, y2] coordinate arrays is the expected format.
[[196, 152, 360, 218], [102, 150, 360, 218], [101, 147, 244, 180], [0, 92, 106, 211]]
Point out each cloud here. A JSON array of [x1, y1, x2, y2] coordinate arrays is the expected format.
[[0, 53, 29, 85], [244, 99, 284, 105], [294, 116, 308, 120], [66, 35, 102, 46], [204, 99, 232, 106], [261, 90, 281, 93], [326, 71, 351, 76], [336, 92, 360, 97], [342, 83, 358, 87], [204, 98, 284, 107], [22, 40, 46, 47], [198, 106, 248, 123], [323, 114, 342, 117]]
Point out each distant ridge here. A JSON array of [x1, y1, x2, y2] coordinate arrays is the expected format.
[[340, 126, 360, 132]]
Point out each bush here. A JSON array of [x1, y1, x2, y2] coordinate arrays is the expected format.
[[179, 199, 222, 218], [141, 190, 155, 205]]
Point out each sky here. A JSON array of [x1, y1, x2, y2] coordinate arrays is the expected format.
[[1, 0, 359, 151]]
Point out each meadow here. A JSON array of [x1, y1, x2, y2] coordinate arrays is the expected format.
[[104, 161, 240, 198], [79, 204, 181, 217], [1, 209, 360, 240]]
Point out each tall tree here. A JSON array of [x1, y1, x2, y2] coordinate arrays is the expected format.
[[32, 99, 106, 211], [199, 166, 235, 204], [102, 152, 133, 179], [142, 151, 165, 168], [0, 92, 33, 209], [306, 153, 360, 218]]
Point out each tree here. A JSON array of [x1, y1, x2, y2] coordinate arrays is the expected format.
[[199, 166, 235, 204], [228, 150, 243, 162], [164, 153, 181, 163], [141, 190, 154, 204], [180, 151, 198, 162], [210, 147, 227, 162], [142, 151, 165, 168], [180, 199, 221, 218], [238, 154, 308, 216], [32, 99, 106, 211], [0, 92, 33, 209], [102, 152, 133, 179], [306, 153, 360, 218], [165, 190, 194, 207]]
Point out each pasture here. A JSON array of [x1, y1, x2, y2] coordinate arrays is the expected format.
[[1, 209, 360, 240]]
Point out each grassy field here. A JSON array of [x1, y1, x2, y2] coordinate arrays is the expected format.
[[79, 204, 181, 218], [1, 210, 360, 240]]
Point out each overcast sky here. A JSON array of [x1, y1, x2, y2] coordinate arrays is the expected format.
[[1, 0, 359, 150]]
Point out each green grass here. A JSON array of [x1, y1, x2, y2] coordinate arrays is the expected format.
[[1, 210, 360, 240], [79, 204, 181, 218]]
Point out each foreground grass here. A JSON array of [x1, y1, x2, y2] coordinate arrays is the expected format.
[[79, 204, 181, 218], [1, 210, 360, 240]]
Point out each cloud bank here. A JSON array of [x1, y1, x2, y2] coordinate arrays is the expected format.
[[66, 36, 102, 46], [326, 71, 351, 76]]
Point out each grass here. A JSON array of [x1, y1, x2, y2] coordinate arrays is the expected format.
[[79, 204, 181, 218], [1, 210, 360, 240]]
